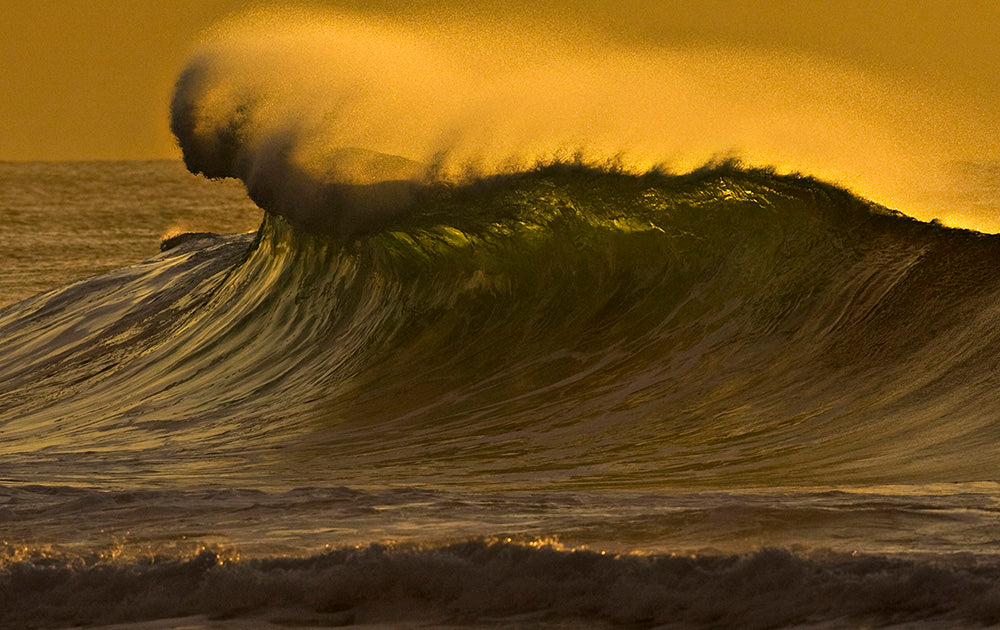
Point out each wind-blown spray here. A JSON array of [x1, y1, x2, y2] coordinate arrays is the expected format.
[[171, 7, 961, 236]]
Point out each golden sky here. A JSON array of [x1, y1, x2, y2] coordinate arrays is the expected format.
[[3, 0, 996, 161], [3, 1, 999, 227]]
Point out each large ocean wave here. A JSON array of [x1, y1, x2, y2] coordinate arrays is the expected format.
[[3, 164, 1000, 491], [5, 9, 1000, 627]]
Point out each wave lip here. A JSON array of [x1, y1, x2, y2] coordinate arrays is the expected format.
[[168, 12, 448, 240]]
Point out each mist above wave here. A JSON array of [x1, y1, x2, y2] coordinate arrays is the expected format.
[[170, 7, 964, 237]]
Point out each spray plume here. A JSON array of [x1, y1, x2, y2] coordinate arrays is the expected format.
[[171, 7, 963, 236]]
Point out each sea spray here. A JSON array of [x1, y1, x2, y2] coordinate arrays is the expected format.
[[170, 7, 966, 233]]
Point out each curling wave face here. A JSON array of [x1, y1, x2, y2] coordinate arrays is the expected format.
[[2, 164, 1000, 491]]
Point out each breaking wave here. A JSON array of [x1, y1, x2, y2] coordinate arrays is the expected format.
[[2, 164, 1000, 491], [5, 539, 1000, 629], [5, 8, 1000, 628]]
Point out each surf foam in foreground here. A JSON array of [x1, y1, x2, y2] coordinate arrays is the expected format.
[[169, 6, 984, 233]]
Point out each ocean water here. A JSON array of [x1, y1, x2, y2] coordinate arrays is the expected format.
[[0, 161, 261, 308], [3, 159, 1000, 629]]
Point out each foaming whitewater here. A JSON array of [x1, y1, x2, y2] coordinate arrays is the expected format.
[[4, 162, 1000, 627], [5, 9, 1000, 629]]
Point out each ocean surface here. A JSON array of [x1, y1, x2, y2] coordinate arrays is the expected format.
[[3, 159, 1000, 629]]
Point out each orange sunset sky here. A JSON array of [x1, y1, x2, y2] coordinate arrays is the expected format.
[[4, 0, 999, 229]]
